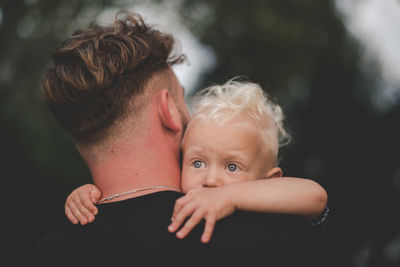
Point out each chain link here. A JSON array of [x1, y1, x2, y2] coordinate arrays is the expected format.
[[97, 185, 179, 203]]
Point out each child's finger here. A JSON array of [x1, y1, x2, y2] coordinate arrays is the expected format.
[[71, 196, 95, 222], [201, 216, 216, 243], [176, 209, 204, 239], [172, 196, 189, 218], [65, 206, 79, 225], [80, 191, 98, 215], [68, 200, 88, 225], [168, 202, 195, 232], [89, 184, 102, 204]]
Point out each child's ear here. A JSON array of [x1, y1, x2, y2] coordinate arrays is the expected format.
[[158, 89, 181, 132], [265, 167, 283, 178]]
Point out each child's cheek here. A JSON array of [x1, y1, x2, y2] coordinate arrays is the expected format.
[[181, 167, 201, 193], [180, 166, 191, 193]]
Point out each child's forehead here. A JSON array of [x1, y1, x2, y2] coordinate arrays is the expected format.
[[183, 114, 277, 153], [188, 113, 261, 129], [182, 117, 276, 163], [183, 115, 266, 144]]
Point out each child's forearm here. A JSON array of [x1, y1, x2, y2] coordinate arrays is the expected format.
[[225, 178, 327, 219]]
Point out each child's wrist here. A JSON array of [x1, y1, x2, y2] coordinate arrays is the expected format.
[[219, 185, 239, 211]]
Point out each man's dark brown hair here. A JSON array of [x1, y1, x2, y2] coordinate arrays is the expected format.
[[42, 11, 185, 144]]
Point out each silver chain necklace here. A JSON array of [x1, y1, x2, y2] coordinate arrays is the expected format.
[[97, 185, 180, 203]]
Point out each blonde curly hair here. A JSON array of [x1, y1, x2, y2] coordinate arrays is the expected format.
[[191, 78, 290, 162]]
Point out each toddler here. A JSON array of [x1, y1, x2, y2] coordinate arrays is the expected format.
[[65, 79, 328, 243]]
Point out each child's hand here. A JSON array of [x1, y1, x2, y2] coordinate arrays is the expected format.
[[65, 184, 101, 225], [168, 187, 235, 243]]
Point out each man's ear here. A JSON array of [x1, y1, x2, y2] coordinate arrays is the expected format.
[[158, 89, 181, 132], [265, 167, 283, 179]]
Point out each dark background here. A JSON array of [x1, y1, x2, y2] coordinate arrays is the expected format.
[[1, 0, 399, 266]]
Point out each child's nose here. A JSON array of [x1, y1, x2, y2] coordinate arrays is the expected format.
[[202, 168, 223, 187]]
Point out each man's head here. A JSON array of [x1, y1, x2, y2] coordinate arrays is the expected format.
[[42, 12, 188, 148], [181, 79, 289, 192]]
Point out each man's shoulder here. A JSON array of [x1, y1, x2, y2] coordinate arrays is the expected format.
[[11, 222, 86, 266], [12, 192, 325, 267], [198, 212, 325, 266], [203, 211, 308, 246], [11, 191, 184, 266]]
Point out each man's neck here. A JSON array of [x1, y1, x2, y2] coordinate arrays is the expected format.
[[85, 134, 182, 202]]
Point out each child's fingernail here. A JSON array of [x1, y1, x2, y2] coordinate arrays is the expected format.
[[177, 232, 183, 238], [168, 225, 174, 231]]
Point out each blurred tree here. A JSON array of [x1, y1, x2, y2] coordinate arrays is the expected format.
[[0, 0, 112, 264]]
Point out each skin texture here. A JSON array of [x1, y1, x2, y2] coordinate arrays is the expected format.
[[167, 116, 327, 243], [180, 117, 275, 192], [65, 69, 190, 225], [168, 117, 284, 243]]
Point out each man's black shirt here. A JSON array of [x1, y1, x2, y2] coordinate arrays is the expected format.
[[12, 191, 325, 267]]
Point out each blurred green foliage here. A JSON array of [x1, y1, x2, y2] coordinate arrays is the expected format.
[[1, 0, 399, 266]]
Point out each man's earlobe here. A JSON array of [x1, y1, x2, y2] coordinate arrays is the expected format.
[[266, 167, 283, 179], [159, 89, 181, 132]]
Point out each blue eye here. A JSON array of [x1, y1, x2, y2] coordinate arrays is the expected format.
[[193, 160, 204, 168], [227, 163, 240, 172]]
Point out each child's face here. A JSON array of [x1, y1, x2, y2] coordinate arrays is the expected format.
[[181, 117, 275, 193]]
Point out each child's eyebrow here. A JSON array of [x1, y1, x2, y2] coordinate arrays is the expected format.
[[221, 152, 248, 162], [183, 144, 208, 156], [184, 145, 203, 153]]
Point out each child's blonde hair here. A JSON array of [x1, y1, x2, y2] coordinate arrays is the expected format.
[[191, 78, 290, 162]]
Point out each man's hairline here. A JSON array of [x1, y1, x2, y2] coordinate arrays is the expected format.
[[75, 68, 176, 153]]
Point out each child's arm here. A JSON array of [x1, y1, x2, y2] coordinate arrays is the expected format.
[[64, 184, 101, 225], [228, 177, 327, 219], [168, 177, 327, 243]]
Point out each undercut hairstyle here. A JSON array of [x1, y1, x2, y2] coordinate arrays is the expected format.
[[42, 11, 186, 144], [192, 78, 290, 161]]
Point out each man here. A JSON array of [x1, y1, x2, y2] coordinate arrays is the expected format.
[[12, 11, 325, 267]]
